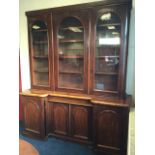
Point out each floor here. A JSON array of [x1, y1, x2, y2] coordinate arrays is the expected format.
[[19, 123, 95, 155]]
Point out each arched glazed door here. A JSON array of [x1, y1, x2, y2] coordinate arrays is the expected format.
[[90, 5, 130, 97], [94, 12, 121, 92], [53, 10, 90, 93], [28, 14, 52, 90], [58, 17, 84, 89]]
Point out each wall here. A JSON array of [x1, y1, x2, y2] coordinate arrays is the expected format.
[[19, 52, 22, 120], [19, 0, 135, 154], [126, 0, 135, 154]]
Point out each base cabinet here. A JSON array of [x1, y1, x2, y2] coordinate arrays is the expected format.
[[21, 94, 130, 155], [46, 101, 92, 143], [93, 105, 129, 155], [22, 96, 46, 139]]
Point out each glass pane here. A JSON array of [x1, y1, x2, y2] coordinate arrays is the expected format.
[[94, 12, 121, 91], [58, 17, 84, 89], [32, 20, 49, 86]]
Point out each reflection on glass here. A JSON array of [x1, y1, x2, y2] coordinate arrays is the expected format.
[[58, 17, 84, 89], [99, 37, 120, 45], [32, 20, 49, 86], [94, 12, 121, 91]]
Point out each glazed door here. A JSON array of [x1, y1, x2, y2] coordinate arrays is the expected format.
[[22, 96, 45, 138], [90, 4, 130, 97], [28, 14, 53, 90], [53, 10, 90, 93]]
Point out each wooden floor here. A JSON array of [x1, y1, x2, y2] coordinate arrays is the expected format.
[[19, 139, 39, 155]]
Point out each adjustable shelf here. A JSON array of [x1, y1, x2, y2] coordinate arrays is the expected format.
[[59, 48, 83, 50], [95, 72, 118, 75], [61, 26, 83, 30], [97, 45, 120, 48], [59, 71, 82, 74], [59, 55, 83, 59], [96, 56, 119, 58], [33, 55, 48, 59], [59, 39, 83, 43], [33, 41, 48, 44], [34, 68, 49, 73], [33, 29, 47, 32], [97, 23, 121, 27]]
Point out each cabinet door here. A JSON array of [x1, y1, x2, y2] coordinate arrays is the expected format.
[[27, 14, 53, 90], [70, 105, 92, 141], [50, 103, 69, 136], [22, 96, 45, 138], [53, 10, 90, 93], [90, 4, 130, 97], [93, 105, 129, 154]]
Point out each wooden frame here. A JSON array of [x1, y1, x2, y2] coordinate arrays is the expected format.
[[89, 4, 131, 97], [52, 9, 90, 94], [27, 13, 54, 90]]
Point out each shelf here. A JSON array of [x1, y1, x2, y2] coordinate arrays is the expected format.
[[59, 55, 83, 59], [97, 23, 121, 27], [61, 26, 83, 30], [59, 71, 82, 74], [97, 45, 120, 48], [59, 39, 83, 43], [34, 68, 49, 73], [34, 81, 49, 86], [59, 48, 84, 50], [95, 72, 118, 75], [33, 29, 47, 32], [34, 41, 48, 44], [33, 55, 48, 59], [96, 56, 119, 58]]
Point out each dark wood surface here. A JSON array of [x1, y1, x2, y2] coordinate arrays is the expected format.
[[93, 105, 129, 155], [22, 96, 46, 139], [46, 101, 70, 136], [52, 102, 69, 136], [46, 100, 93, 142], [70, 105, 92, 141]]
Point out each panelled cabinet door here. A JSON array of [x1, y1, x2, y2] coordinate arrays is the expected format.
[[53, 10, 90, 93], [93, 105, 129, 155], [27, 14, 53, 90], [50, 103, 69, 136], [22, 96, 45, 138], [90, 4, 130, 97], [70, 105, 92, 141]]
